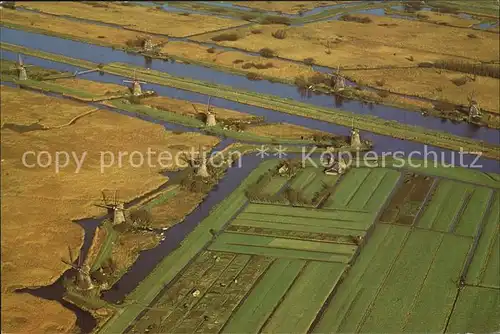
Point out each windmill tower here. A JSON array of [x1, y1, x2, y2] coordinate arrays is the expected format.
[[62, 246, 95, 291], [324, 154, 348, 175], [332, 65, 345, 92], [350, 119, 362, 149], [181, 146, 210, 178], [205, 96, 217, 127], [123, 71, 147, 96], [143, 37, 154, 52], [467, 90, 482, 121], [11, 54, 31, 80], [96, 190, 126, 225]]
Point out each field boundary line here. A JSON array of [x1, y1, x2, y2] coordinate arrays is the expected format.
[[257, 260, 310, 333], [429, 180, 454, 230], [344, 169, 372, 208], [401, 234, 445, 331], [222, 230, 358, 245], [219, 257, 280, 332], [448, 188, 475, 233], [411, 177, 438, 226], [221, 241, 355, 257], [361, 170, 389, 211], [355, 227, 413, 332], [476, 227, 499, 284], [231, 218, 367, 233], [459, 191, 496, 281], [241, 211, 361, 223]]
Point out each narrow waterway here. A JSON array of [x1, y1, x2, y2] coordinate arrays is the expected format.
[[1, 28, 498, 145]]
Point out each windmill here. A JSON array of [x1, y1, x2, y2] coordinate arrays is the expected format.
[[142, 37, 167, 53], [180, 146, 210, 178], [62, 246, 95, 291], [11, 54, 32, 81], [350, 118, 362, 149], [324, 153, 348, 176], [467, 90, 482, 121], [95, 190, 126, 225], [205, 96, 217, 127], [123, 70, 147, 96], [329, 65, 345, 92]]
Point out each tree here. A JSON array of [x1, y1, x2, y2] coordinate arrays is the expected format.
[[129, 208, 153, 227]]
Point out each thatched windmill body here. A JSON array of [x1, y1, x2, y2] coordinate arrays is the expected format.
[[330, 65, 345, 92], [324, 154, 348, 175], [96, 190, 126, 225], [350, 119, 362, 149], [62, 246, 95, 291], [205, 96, 217, 127], [123, 71, 147, 96], [11, 54, 32, 81], [467, 90, 482, 120], [142, 37, 167, 53]]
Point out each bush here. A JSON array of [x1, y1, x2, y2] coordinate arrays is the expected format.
[[261, 15, 291, 25], [211, 33, 239, 42], [375, 79, 386, 87], [434, 101, 457, 111], [303, 57, 314, 65], [340, 14, 372, 23], [246, 72, 263, 80], [233, 59, 244, 64], [294, 75, 308, 88], [254, 62, 274, 69], [242, 62, 254, 69], [241, 13, 257, 21], [377, 90, 389, 98], [259, 48, 275, 58], [451, 76, 468, 86], [125, 37, 146, 48], [309, 72, 328, 85], [129, 208, 153, 227], [418, 62, 434, 68], [467, 33, 478, 39], [434, 60, 500, 79], [272, 29, 287, 39], [251, 29, 262, 34], [207, 47, 216, 53]]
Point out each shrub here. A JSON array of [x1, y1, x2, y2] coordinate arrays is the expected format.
[[309, 72, 328, 85], [434, 60, 500, 79], [272, 29, 287, 39], [207, 47, 216, 53], [211, 33, 239, 42], [294, 75, 308, 88], [251, 29, 262, 34], [180, 12, 190, 16], [241, 13, 257, 21], [242, 62, 254, 69], [259, 47, 275, 58], [254, 62, 274, 69], [261, 15, 291, 25], [340, 14, 372, 23], [303, 57, 314, 65], [467, 33, 478, 39], [418, 62, 434, 68], [129, 208, 153, 227], [434, 101, 456, 111], [377, 90, 389, 98], [375, 79, 386, 87], [406, 55, 414, 62], [233, 59, 244, 64], [125, 37, 146, 48], [451, 76, 468, 86], [246, 72, 263, 80]]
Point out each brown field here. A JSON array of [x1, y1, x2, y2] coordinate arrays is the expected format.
[[344, 68, 500, 113], [233, 1, 348, 14], [0, 86, 218, 333], [53, 78, 129, 96], [246, 123, 331, 139], [142, 95, 258, 121], [161, 41, 316, 83], [150, 191, 206, 228], [19, 1, 245, 37], [0, 9, 168, 47], [193, 15, 498, 66]]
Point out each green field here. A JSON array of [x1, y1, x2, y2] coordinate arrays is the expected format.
[[97, 162, 500, 333]]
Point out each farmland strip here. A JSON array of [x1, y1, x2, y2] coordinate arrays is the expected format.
[[363, 170, 401, 212], [262, 262, 347, 333], [403, 234, 472, 332], [454, 187, 493, 236], [446, 286, 500, 333], [358, 229, 443, 333], [465, 192, 499, 285], [418, 180, 454, 229], [432, 183, 474, 232], [347, 169, 388, 210], [324, 168, 372, 208], [480, 234, 499, 288], [230, 219, 366, 236], [208, 242, 351, 263], [237, 213, 369, 230], [312, 224, 410, 333], [222, 259, 306, 334]]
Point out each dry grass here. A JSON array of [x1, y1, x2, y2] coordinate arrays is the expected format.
[[83, 226, 108, 268], [245, 123, 330, 139], [53, 78, 129, 96], [1, 9, 168, 47], [193, 15, 498, 67], [0, 86, 218, 333], [233, 1, 347, 14], [344, 68, 500, 112], [150, 191, 206, 228], [160, 41, 316, 83], [20, 1, 245, 37], [111, 231, 160, 276], [141, 95, 257, 121]]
